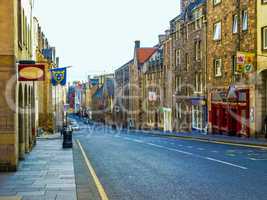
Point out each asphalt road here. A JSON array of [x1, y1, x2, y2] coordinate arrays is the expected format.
[[72, 118, 267, 200]]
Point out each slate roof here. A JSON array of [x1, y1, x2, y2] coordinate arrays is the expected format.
[[181, 0, 206, 21]]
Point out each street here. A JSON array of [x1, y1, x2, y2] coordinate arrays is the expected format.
[[72, 118, 267, 200]]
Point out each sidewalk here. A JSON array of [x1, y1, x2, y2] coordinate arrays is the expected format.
[[0, 137, 77, 200], [130, 129, 267, 148]]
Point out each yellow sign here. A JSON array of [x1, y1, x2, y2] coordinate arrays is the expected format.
[[236, 51, 255, 73]]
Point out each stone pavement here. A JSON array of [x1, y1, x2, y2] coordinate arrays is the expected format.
[[0, 139, 77, 200]]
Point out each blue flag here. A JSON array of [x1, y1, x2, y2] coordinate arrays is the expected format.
[[50, 67, 67, 86]]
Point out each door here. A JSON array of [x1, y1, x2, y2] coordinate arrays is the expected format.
[[228, 108, 238, 136]]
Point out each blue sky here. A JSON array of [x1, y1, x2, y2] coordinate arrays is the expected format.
[[34, 0, 180, 82]]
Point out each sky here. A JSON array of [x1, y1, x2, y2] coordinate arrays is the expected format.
[[34, 0, 180, 82]]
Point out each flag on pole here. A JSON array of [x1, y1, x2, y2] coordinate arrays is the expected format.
[[50, 67, 67, 86]]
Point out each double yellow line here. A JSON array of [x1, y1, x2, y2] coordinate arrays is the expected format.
[[76, 140, 109, 200]]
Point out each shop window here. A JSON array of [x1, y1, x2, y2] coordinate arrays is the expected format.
[[213, 21, 221, 41], [263, 26, 267, 50], [232, 14, 238, 34], [214, 58, 222, 77], [242, 10, 248, 31]]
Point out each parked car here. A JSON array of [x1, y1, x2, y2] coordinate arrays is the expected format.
[[71, 123, 80, 131]]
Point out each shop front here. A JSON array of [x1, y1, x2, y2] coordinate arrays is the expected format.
[[191, 97, 207, 132], [210, 88, 250, 137]]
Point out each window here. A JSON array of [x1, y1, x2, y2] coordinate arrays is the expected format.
[[213, 0, 221, 6], [262, 27, 267, 50], [242, 10, 248, 31], [177, 76, 182, 92], [214, 58, 222, 77], [17, 0, 22, 47], [262, 0, 267, 4], [176, 103, 182, 119], [176, 49, 181, 66], [195, 73, 203, 93], [232, 14, 238, 33], [186, 25, 189, 40], [213, 22, 221, 41], [178, 49, 181, 65], [195, 41, 201, 61], [232, 55, 237, 75], [186, 53, 189, 71]]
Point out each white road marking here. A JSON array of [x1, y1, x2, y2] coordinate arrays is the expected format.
[[249, 158, 267, 161], [118, 137, 249, 170], [198, 148, 204, 151], [187, 146, 193, 148], [133, 139, 144, 143], [205, 157, 248, 170], [123, 137, 133, 141], [147, 143, 164, 148], [165, 147, 193, 156], [145, 142, 247, 170]]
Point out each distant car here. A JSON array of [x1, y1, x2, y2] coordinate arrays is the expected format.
[[71, 124, 80, 131]]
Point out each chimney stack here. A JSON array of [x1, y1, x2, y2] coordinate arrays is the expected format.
[[135, 40, 140, 49]]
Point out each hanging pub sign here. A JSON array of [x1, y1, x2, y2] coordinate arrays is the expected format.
[[236, 51, 255, 73], [18, 64, 45, 81]]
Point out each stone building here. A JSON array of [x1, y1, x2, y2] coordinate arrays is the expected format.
[[141, 44, 163, 130], [114, 60, 133, 128], [162, 32, 174, 132], [32, 18, 60, 133], [129, 41, 157, 129], [92, 78, 114, 125], [207, 0, 257, 137], [0, 0, 61, 171], [171, 0, 207, 132], [0, 0, 37, 171], [255, 0, 267, 137]]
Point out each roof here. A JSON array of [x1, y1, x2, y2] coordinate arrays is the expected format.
[[137, 48, 157, 64], [182, 0, 206, 21], [115, 59, 133, 73]]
